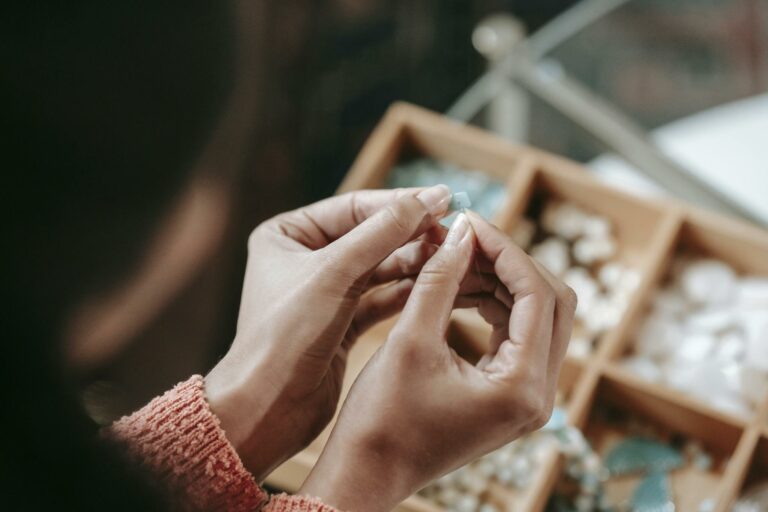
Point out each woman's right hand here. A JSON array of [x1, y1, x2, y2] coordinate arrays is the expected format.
[[299, 212, 577, 512]]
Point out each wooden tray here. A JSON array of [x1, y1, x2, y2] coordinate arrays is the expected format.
[[266, 103, 768, 511]]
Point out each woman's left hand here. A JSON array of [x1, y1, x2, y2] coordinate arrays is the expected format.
[[204, 186, 452, 481]]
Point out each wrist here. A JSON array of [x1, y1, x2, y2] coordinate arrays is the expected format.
[[300, 436, 417, 512], [205, 354, 283, 481]]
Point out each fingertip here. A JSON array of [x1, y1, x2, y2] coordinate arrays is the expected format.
[[465, 210, 494, 236]]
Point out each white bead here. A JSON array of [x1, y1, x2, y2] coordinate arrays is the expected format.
[[617, 269, 642, 294], [478, 504, 499, 512], [567, 336, 592, 359], [531, 237, 569, 277], [583, 295, 623, 333], [674, 332, 716, 364], [563, 268, 599, 318], [495, 466, 515, 485], [715, 331, 746, 362], [491, 448, 512, 467], [459, 468, 487, 495], [684, 307, 737, 334], [437, 486, 460, 506], [665, 360, 725, 397], [475, 459, 496, 478], [597, 262, 624, 290], [541, 202, 587, 240], [635, 314, 682, 359], [454, 494, 479, 512], [573, 236, 616, 265], [582, 215, 611, 239], [680, 259, 736, 305]]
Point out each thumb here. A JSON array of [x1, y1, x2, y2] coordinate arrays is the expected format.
[[397, 213, 475, 340], [324, 185, 451, 279]]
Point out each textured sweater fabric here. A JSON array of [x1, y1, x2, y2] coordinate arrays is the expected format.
[[107, 375, 340, 512]]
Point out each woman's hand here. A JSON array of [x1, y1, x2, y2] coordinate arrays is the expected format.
[[204, 186, 453, 481], [300, 212, 577, 512]]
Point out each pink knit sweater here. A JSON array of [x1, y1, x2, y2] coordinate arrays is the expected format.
[[107, 375, 340, 512]]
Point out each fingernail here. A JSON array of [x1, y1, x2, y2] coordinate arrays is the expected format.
[[416, 184, 452, 217], [445, 213, 470, 247]]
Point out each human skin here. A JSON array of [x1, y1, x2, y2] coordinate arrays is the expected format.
[[204, 185, 459, 481], [300, 211, 577, 512]]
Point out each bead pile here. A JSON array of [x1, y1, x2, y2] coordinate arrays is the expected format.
[[514, 200, 641, 358], [418, 408, 611, 512], [387, 158, 506, 223], [563, 407, 717, 512], [623, 257, 768, 418]]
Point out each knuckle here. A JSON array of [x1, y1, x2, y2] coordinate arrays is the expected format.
[[247, 223, 268, 251], [313, 250, 362, 289], [381, 203, 414, 237], [514, 385, 546, 422], [417, 265, 455, 287]]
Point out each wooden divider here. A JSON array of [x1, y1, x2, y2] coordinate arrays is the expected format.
[[266, 102, 768, 512]]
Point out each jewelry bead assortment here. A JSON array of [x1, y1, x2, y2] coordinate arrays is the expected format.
[[418, 407, 613, 512], [379, 158, 765, 511], [623, 256, 768, 418], [515, 200, 641, 358]]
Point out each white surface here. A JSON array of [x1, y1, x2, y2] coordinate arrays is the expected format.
[[589, 93, 768, 224]]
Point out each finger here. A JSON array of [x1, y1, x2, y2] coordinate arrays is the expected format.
[[454, 294, 510, 327], [465, 211, 556, 372], [368, 240, 438, 286], [324, 185, 452, 279], [454, 293, 511, 354], [269, 187, 431, 249], [422, 223, 448, 246], [346, 278, 416, 346], [396, 213, 475, 341], [459, 269, 514, 309], [458, 269, 498, 295], [530, 258, 577, 401]]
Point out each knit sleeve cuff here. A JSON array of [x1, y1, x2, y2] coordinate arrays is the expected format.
[[265, 493, 343, 512], [105, 375, 266, 512]]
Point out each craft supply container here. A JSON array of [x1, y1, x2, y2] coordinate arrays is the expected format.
[[266, 103, 768, 511]]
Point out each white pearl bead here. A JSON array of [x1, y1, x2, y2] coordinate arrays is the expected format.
[[459, 468, 488, 495], [531, 237, 569, 277], [582, 215, 611, 239], [573, 236, 616, 265], [437, 486, 460, 506], [567, 336, 592, 359], [541, 202, 587, 240], [453, 493, 479, 512], [680, 259, 736, 305]]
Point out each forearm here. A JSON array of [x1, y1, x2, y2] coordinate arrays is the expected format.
[[104, 375, 266, 512], [104, 375, 346, 512]]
